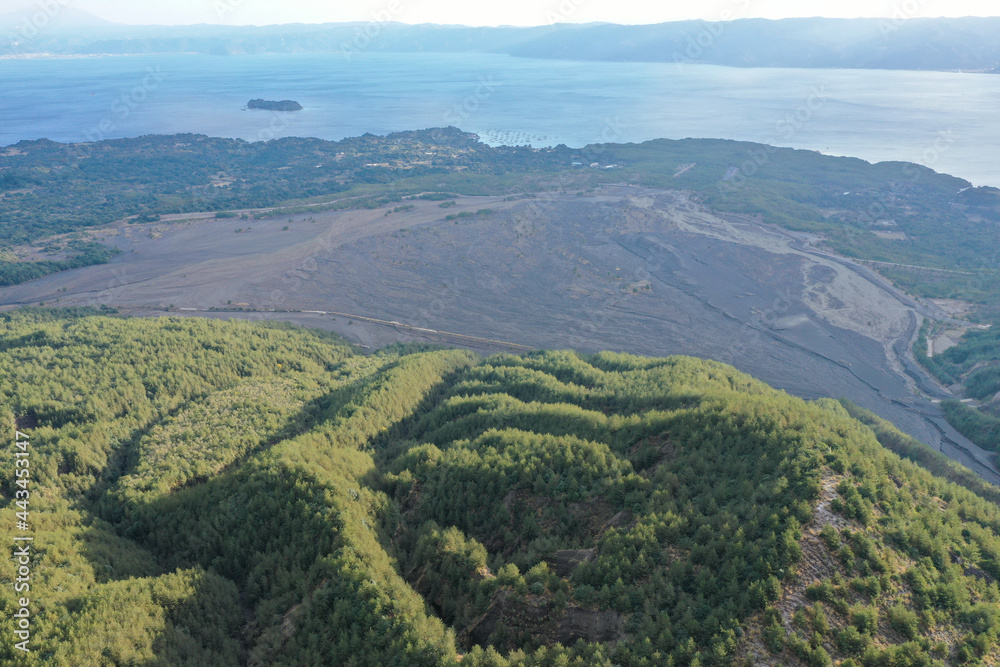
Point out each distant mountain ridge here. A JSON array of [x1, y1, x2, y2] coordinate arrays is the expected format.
[[505, 17, 1000, 71], [5, 16, 1000, 72], [0, 6, 115, 32]]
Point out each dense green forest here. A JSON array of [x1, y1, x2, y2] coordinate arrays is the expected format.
[[4, 311, 1000, 665]]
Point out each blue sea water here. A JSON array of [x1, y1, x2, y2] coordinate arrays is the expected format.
[[2, 51, 999, 186]]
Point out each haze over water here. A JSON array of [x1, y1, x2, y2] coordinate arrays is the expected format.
[[3, 51, 998, 186]]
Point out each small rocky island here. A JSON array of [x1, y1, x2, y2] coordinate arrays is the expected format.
[[246, 99, 303, 112]]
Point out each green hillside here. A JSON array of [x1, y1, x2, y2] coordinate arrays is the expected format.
[[4, 311, 1000, 665]]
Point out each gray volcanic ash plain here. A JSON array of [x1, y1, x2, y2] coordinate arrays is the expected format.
[[0, 186, 991, 480]]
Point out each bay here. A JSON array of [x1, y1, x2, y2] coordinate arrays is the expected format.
[[2, 51, 998, 186]]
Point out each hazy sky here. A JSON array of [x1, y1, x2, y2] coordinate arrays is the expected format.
[[56, 0, 1000, 27]]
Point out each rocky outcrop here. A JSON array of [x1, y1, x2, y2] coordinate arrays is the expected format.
[[545, 549, 596, 577], [468, 589, 624, 650], [556, 606, 625, 645], [468, 590, 548, 647]]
